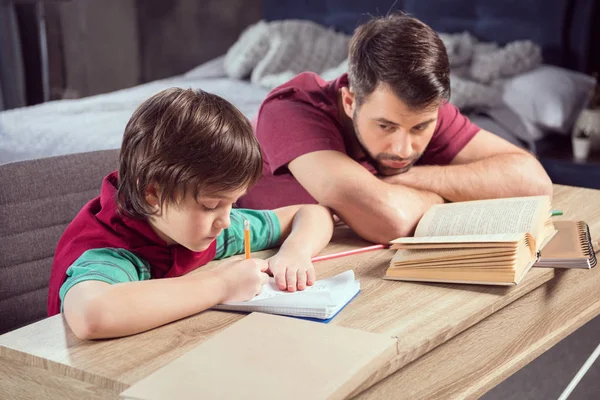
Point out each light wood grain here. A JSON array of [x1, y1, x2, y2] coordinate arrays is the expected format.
[[0, 357, 119, 400], [355, 264, 600, 399], [0, 310, 245, 393], [0, 184, 598, 399]]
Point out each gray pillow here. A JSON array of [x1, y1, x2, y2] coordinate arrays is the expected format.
[[502, 65, 596, 135]]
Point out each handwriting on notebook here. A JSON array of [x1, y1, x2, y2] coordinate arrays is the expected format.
[[249, 280, 329, 302]]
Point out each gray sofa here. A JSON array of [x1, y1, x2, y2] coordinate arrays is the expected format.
[[0, 149, 118, 334]]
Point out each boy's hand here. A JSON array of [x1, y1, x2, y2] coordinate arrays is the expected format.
[[213, 257, 269, 303], [267, 249, 316, 292]]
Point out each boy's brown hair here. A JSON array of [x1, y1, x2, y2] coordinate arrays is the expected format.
[[117, 88, 262, 218], [348, 13, 450, 110]]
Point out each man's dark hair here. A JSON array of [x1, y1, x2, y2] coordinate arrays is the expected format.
[[348, 13, 450, 110], [117, 88, 262, 218]]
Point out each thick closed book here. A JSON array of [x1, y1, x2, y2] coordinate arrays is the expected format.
[[386, 196, 556, 285], [212, 270, 360, 320], [120, 312, 398, 400]]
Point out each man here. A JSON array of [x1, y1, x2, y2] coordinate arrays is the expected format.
[[238, 13, 553, 244]]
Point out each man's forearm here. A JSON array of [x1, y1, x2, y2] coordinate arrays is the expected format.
[[327, 180, 444, 243], [385, 153, 553, 202]]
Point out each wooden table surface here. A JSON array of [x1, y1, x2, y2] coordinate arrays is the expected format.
[[1, 184, 599, 400]]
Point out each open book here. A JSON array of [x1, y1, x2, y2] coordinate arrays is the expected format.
[[386, 196, 557, 285], [212, 270, 360, 321]]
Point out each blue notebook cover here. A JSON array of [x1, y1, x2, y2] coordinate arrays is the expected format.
[[294, 290, 361, 323]]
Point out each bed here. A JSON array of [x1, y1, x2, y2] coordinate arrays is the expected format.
[[0, 0, 597, 166]]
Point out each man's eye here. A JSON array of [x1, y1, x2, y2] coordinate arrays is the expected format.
[[379, 124, 391, 131], [413, 125, 427, 131]]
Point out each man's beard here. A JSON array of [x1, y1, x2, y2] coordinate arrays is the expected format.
[[352, 111, 421, 176]]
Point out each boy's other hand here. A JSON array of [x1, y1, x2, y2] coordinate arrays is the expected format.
[[267, 249, 316, 292], [214, 257, 269, 303]]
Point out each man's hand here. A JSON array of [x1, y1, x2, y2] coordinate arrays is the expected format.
[[380, 129, 553, 202], [379, 169, 415, 186]]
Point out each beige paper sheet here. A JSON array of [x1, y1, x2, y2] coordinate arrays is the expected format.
[[121, 312, 398, 400]]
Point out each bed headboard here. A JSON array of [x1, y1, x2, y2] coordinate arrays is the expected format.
[[263, 0, 597, 73]]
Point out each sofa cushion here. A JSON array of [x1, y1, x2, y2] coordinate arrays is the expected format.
[[0, 149, 118, 334]]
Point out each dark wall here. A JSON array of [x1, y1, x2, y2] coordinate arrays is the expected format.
[[29, 0, 262, 100], [137, 0, 262, 82], [56, 0, 141, 99]]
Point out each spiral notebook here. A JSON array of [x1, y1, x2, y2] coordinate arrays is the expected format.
[[212, 270, 360, 321], [534, 221, 597, 269]]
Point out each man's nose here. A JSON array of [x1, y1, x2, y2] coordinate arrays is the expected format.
[[391, 132, 413, 159]]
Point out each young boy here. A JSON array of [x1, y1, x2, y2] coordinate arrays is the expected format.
[[47, 88, 334, 340]]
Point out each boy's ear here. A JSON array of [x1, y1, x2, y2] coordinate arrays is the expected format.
[[144, 183, 161, 210]]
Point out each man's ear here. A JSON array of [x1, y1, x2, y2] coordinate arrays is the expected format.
[[340, 86, 356, 119]]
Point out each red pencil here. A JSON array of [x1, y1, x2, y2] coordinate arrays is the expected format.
[[311, 244, 389, 263]]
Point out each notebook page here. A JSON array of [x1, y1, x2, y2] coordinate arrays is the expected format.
[[212, 270, 360, 318], [415, 196, 548, 238], [248, 279, 330, 302], [234, 279, 360, 319], [245, 270, 354, 305]]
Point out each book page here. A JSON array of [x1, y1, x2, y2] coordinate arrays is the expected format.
[[392, 232, 523, 245], [392, 248, 516, 265], [415, 196, 548, 239]]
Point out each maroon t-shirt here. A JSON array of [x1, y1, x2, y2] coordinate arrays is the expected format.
[[47, 172, 216, 316], [238, 72, 480, 209]]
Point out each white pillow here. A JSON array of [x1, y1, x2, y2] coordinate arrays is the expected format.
[[502, 65, 596, 135]]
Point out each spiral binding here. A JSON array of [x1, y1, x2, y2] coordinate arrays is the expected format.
[[577, 221, 597, 268]]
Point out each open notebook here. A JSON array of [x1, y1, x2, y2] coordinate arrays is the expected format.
[[212, 270, 360, 321]]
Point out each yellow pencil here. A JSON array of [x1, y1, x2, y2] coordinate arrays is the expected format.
[[244, 219, 251, 259]]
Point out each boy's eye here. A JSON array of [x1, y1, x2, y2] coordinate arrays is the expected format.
[[413, 124, 427, 131], [201, 204, 218, 212]]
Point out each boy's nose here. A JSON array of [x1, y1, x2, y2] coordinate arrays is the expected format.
[[214, 214, 231, 230]]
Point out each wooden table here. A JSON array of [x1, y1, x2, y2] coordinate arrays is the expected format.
[[1, 184, 599, 400]]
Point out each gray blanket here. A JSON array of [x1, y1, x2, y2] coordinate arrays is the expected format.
[[224, 20, 542, 111]]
